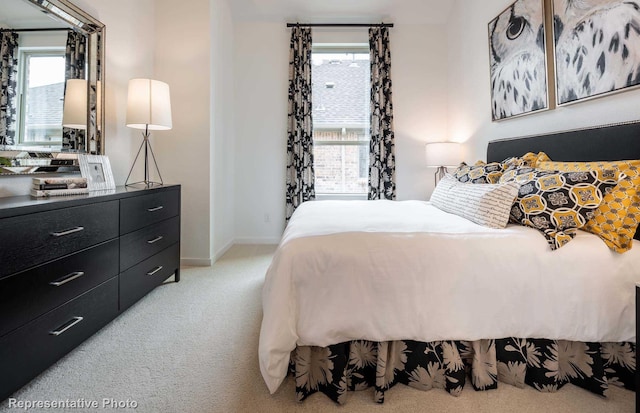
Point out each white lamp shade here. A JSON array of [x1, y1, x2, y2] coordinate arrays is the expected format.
[[126, 78, 172, 130], [62, 79, 87, 129], [425, 142, 461, 167]]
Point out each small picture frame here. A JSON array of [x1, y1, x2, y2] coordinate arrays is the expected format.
[[79, 154, 115, 191]]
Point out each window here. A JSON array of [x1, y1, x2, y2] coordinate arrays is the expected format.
[[17, 49, 66, 146], [312, 45, 370, 197]]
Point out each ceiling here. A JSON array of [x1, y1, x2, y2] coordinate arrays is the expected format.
[[229, 0, 455, 25]]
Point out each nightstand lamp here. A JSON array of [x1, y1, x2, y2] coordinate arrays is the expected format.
[[425, 142, 461, 185]]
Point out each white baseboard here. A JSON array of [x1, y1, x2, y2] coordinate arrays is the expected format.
[[214, 240, 235, 261], [234, 237, 281, 245], [180, 258, 213, 267], [180, 238, 280, 267]]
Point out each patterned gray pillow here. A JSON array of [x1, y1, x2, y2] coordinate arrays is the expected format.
[[430, 174, 520, 229]]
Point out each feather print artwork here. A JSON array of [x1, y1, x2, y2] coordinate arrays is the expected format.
[[553, 0, 640, 104], [489, 0, 549, 120]]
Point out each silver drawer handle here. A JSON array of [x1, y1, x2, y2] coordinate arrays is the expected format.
[[147, 235, 164, 244], [49, 271, 85, 287], [49, 316, 84, 336], [51, 226, 85, 237], [147, 266, 164, 276], [147, 206, 164, 212]]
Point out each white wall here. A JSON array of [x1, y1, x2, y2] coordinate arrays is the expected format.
[[233, 23, 449, 242], [148, 0, 236, 264], [392, 24, 449, 200], [233, 22, 290, 243], [446, 0, 640, 170], [211, 0, 236, 259], [153, 0, 215, 265]]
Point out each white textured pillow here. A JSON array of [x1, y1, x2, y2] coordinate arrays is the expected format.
[[430, 174, 520, 229]]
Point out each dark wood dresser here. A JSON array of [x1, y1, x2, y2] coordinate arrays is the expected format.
[[0, 184, 180, 401]]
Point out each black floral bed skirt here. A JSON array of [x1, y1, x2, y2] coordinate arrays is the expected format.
[[290, 338, 635, 404]]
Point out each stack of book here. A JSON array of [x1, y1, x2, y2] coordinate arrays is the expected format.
[[31, 177, 89, 198]]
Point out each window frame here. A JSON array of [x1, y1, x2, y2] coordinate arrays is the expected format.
[[312, 44, 370, 199]]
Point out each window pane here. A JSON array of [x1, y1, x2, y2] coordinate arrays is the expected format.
[[314, 144, 369, 194], [312, 48, 370, 194], [22, 55, 65, 144]]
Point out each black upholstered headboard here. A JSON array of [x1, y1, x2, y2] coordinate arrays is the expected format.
[[487, 120, 640, 241], [487, 121, 640, 164]]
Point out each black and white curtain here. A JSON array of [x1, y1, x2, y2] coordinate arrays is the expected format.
[[0, 31, 19, 146], [63, 30, 86, 151], [368, 27, 396, 200], [286, 27, 315, 221]]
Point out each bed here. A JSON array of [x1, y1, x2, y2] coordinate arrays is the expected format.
[[259, 121, 640, 404]]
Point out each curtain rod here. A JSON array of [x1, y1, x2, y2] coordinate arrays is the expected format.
[[0, 28, 70, 33], [286, 23, 394, 28]]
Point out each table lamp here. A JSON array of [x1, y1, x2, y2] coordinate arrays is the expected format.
[[125, 78, 172, 187], [425, 142, 461, 185]]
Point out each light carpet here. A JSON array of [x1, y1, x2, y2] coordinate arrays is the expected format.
[[0, 244, 633, 412]]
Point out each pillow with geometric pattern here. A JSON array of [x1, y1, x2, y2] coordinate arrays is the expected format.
[[499, 152, 552, 183], [536, 159, 640, 253], [453, 162, 504, 184], [502, 168, 623, 250]]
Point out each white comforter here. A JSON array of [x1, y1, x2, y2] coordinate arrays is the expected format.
[[259, 200, 639, 394]]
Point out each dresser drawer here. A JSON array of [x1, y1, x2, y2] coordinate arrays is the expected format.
[[120, 188, 180, 234], [0, 200, 119, 279], [0, 239, 119, 337], [0, 276, 118, 401], [119, 216, 180, 271], [120, 243, 179, 311]]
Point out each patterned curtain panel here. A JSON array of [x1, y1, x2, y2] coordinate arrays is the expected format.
[[63, 30, 87, 151], [286, 27, 315, 221], [368, 27, 396, 200], [292, 338, 636, 404], [0, 31, 19, 146]]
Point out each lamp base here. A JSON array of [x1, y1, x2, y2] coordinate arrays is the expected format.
[[125, 129, 164, 188], [434, 166, 448, 186], [125, 180, 164, 188]]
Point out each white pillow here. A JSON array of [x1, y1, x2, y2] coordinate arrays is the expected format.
[[430, 174, 520, 229]]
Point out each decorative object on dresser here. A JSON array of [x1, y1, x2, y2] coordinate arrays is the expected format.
[[125, 78, 173, 188], [0, 184, 181, 402], [78, 154, 115, 191], [425, 142, 461, 185], [30, 177, 89, 198]]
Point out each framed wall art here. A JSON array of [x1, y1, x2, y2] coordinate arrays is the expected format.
[[488, 0, 553, 121], [552, 0, 640, 105], [79, 154, 115, 191]]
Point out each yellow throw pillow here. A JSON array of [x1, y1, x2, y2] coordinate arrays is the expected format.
[[499, 152, 551, 183], [524, 151, 551, 166], [536, 159, 640, 252]]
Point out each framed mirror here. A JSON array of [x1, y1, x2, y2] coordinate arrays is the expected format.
[[0, 0, 105, 174]]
